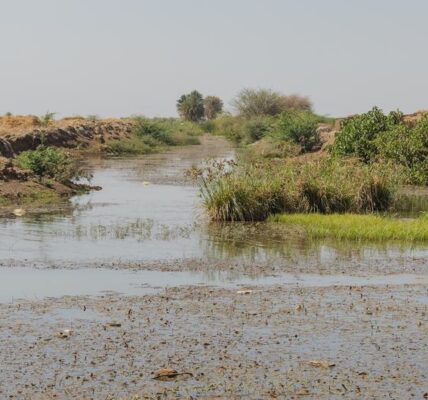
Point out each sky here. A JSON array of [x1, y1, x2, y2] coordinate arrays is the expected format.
[[0, 0, 427, 118]]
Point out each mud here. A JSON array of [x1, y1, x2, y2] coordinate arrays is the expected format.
[[0, 283, 427, 399]]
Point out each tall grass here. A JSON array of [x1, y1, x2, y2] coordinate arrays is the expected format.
[[270, 213, 428, 241], [200, 157, 399, 221]]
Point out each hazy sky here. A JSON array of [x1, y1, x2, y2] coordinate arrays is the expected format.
[[1, 0, 427, 118]]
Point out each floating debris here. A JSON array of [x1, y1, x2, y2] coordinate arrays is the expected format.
[[309, 360, 336, 368], [55, 329, 72, 339], [12, 208, 26, 217]]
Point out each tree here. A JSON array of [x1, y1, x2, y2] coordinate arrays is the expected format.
[[203, 96, 223, 120], [278, 94, 312, 112], [176, 90, 204, 122], [232, 88, 282, 117]]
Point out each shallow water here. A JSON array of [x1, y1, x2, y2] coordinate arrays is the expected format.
[[1, 266, 427, 303], [1, 136, 428, 298]]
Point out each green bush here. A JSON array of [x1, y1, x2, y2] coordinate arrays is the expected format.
[[375, 116, 428, 185], [273, 110, 319, 152], [15, 145, 78, 182], [331, 107, 402, 162], [331, 107, 427, 184]]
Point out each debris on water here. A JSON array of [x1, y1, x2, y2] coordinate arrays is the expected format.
[[107, 322, 122, 327], [296, 388, 310, 396], [12, 208, 26, 217], [142, 181, 151, 186], [152, 368, 193, 381], [55, 329, 72, 339], [309, 360, 336, 368]]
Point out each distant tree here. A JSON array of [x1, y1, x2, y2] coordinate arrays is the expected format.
[[278, 94, 312, 112], [204, 96, 223, 120], [233, 88, 283, 117], [177, 90, 205, 122]]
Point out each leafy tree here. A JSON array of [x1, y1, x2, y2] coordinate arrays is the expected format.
[[204, 96, 223, 120], [233, 88, 282, 117], [177, 90, 204, 122]]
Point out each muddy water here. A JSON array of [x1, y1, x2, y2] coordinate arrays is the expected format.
[[0, 135, 428, 300]]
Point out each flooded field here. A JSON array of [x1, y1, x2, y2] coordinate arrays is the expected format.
[[1, 136, 427, 399]]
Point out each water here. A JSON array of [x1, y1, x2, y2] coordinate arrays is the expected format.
[[1, 137, 428, 300], [1, 266, 427, 303]]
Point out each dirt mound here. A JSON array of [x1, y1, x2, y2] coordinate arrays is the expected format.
[[0, 119, 134, 157]]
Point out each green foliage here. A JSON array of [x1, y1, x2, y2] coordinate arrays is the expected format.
[[242, 117, 274, 143], [38, 111, 56, 127], [107, 118, 202, 155], [177, 90, 205, 122], [107, 136, 156, 155], [199, 157, 398, 221], [331, 107, 402, 162], [375, 116, 428, 185], [331, 107, 427, 184], [15, 145, 78, 182], [274, 110, 319, 151], [204, 96, 223, 120], [271, 213, 428, 242]]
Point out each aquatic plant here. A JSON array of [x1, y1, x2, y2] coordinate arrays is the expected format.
[[199, 157, 398, 221], [270, 213, 428, 242]]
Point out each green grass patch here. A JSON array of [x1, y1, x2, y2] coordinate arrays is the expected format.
[[106, 118, 202, 155], [270, 213, 428, 241]]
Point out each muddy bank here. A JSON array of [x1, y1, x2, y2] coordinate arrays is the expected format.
[[0, 116, 134, 157], [0, 283, 426, 399], [0, 156, 97, 214]]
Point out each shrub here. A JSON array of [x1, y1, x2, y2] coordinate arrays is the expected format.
[[331, 107, 427, 184], [38, 112, 56, 127], [273, 110, 319, 152], [331, 107, 402, 162], [204, 96, 223, 120], [15, 145, 79, 182], [375, 115, 428, 185]]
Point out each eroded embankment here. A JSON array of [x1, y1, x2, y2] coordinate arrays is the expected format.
[[0, 118, 133, 209], [0, 118, 134, 157]]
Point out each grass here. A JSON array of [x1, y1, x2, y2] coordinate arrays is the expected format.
[[106, 117, 202, 155], [199, 157, 399, 221], [270, 213, 428, 241]]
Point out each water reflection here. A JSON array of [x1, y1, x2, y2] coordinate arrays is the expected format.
[[0, 139, 427, 269]]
